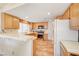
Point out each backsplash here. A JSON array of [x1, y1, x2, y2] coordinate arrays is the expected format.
[[3, 29, 18, 33]]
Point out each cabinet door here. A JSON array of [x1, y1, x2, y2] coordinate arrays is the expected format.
[[70, 4, 79, 30], [70, 4, 79, 19], [70, 19, 79, 30], [4, 14, 13, 29], [12, 17, 19, 29], [63, 9, 69, 19], [60, 43, 70, 56], [44, 34, 48, 40]]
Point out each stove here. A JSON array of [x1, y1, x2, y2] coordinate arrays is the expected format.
[[37, 31, 44, 38]]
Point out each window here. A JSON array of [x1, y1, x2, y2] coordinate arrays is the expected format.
[[18, 23, 30, 32]]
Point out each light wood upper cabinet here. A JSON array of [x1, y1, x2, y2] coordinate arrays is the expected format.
[[63, 9, 69, 19], [69, 19, 79, 30], [2, 13, 19, 29], [70, 4, 79, 19], [12, 17, 19, 29], [56, 3, 79, 30], [69, 4, 79, 30], [4, 13, 13, 29]]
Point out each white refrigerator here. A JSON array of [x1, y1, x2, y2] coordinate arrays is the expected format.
[[54, 19, 78, 56]]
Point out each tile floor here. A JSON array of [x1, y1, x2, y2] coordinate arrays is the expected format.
[[33, 38, 54, 56]]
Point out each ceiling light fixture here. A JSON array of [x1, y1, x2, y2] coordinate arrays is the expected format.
[[48, 12, 51, 15], [25, 17, 29, 18]]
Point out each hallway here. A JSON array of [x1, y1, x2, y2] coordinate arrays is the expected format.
[[33, 39, 54, 56]]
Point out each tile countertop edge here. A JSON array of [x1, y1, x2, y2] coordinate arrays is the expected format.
[[61, 40, 79, 55], [0, 33, 36, 42]]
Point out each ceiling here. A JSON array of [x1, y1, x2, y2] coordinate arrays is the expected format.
[[5, 3, 71, 22], [0, 3, 7, 9]]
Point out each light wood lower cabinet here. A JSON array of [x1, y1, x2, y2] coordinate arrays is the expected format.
[[60, 43, 70, 56], [60, 41, 79, 56], [44, 34, 48, 40]]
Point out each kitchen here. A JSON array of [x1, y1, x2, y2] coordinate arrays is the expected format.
[[0, 4, 50, 55], [0, 3, 79, 56]]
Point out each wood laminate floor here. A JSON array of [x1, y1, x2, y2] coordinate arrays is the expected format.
[[33, 38, 54, 56]]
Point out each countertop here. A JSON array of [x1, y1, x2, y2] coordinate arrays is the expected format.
[[25, 31, 48, 35], [0, 33, 37, 42], [61, 40, 79, 55], [25, 32, 37, 35]]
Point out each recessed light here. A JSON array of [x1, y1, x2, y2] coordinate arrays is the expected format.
[[48, 12, 51, 15], [25, 17, 29, 18]]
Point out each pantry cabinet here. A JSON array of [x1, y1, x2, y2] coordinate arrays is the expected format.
[[2, 13, 19, 29]]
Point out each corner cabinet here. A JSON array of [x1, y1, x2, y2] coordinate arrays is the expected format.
[[2, 13, 19, 29], [69, 4, 79, 30]]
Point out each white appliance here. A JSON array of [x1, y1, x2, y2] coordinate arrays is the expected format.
[[54, 19, 78, 56]]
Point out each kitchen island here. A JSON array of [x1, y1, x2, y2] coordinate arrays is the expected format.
[[0, 33, 36, 56]]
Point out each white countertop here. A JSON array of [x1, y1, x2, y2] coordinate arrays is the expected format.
[[61, 40, 79, 55], [0, 33, 36, 42], [0, 32, 36, 56]]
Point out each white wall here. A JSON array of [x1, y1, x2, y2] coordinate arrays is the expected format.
[[0, 9, 3, 32], [0, 12, 1, 32], [54, 19, 78, 56], [48, 20, 54, 40]]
